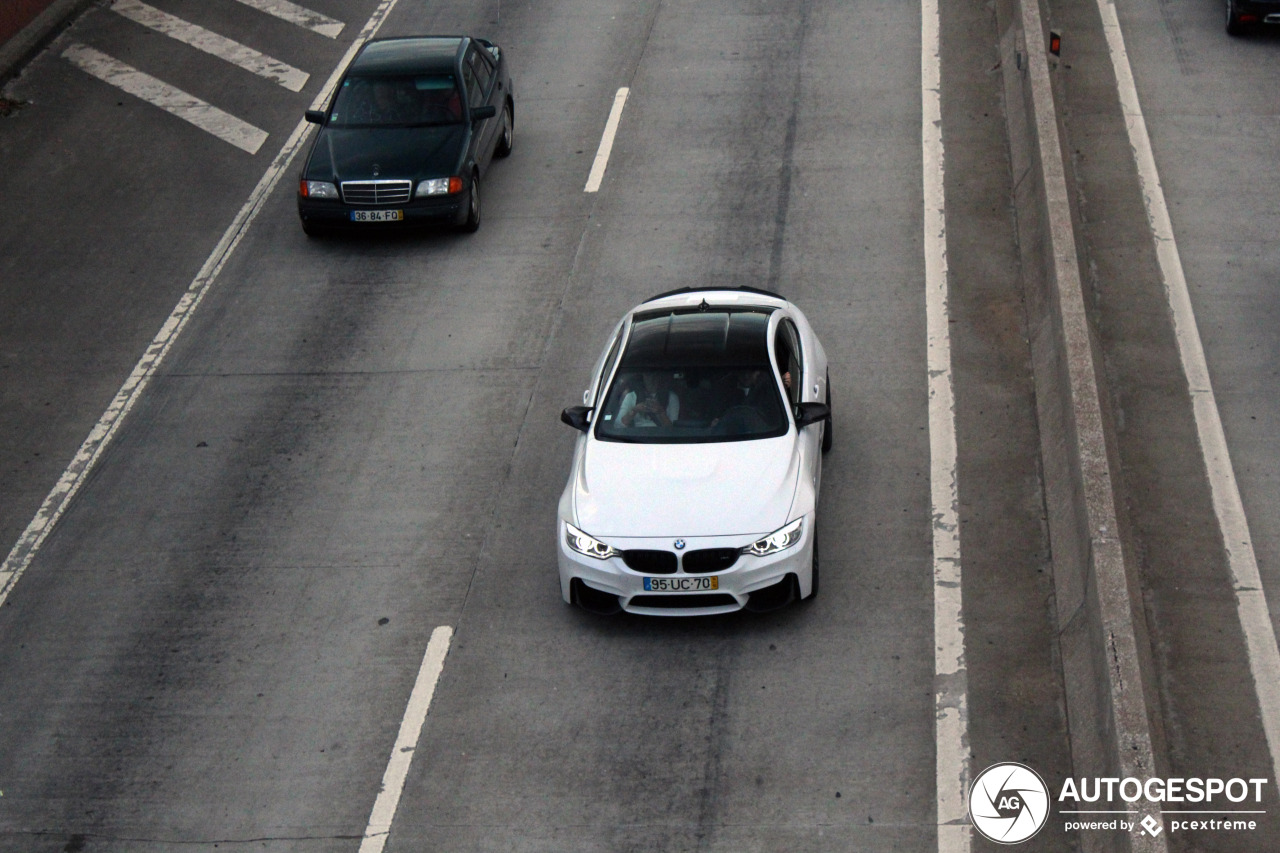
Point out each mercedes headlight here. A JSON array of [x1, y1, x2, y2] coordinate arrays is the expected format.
[[416, 176, 463, 197], [741, 518, 803, 557], [565, 523, 621, 560], [300, 180, 338, 199]]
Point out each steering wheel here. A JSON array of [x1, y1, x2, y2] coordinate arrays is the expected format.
[[716, 405, 769, 434]]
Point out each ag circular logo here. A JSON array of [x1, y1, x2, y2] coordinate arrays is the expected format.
[[969, 762, 1050, 844]]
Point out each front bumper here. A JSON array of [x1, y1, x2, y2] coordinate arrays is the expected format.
[[297, 194, 467, 229], [556, 516, 815, 616]]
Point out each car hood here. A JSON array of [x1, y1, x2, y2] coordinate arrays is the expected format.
[[571, 436, 800, 538], [307, 125, 467, 181]]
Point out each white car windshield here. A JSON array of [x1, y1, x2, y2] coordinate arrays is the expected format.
[[593, 309, 788, 444]]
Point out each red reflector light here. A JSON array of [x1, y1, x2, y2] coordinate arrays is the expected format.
[[1240, 13, 1259, 20], [299, 179, 309, 197], [449, 176, 464, 194]]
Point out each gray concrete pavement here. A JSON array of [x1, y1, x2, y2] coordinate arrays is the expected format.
[[0, 0, 1099, 850]]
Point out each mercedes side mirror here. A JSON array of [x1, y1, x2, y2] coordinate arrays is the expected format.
[[794, 402, 831, 428], [304, 109, 326, 124], [470, 104, 497, 121], [561, 406, 593, 432]]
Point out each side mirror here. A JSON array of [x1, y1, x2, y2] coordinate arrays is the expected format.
[[794, 402, 831, 429], [304, 109, 326, 124], [470, 104, 498, 121], [561, 406, 593, 432]]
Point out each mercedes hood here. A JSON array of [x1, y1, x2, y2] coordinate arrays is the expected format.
[[306, 124, 467, 182]]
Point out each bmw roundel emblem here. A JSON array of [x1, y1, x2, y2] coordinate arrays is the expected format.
[[673, 539, 686, 550]]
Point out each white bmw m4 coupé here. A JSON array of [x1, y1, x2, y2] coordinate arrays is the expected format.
[[558, 287, 831, 616]]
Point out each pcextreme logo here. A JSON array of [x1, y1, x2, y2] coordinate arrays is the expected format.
[[969, 762, 1272, 844]]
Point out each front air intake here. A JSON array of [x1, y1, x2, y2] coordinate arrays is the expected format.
[[622, 550, 677, 574]]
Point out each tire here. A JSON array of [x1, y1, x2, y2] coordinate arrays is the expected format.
[[461, 173, 481, 233], [494, 102, 514, 158], [1226, 0, 1246, 34], [804, 523, 820, 601], [821, 373, 833, 454], [301, 219, 324, 239]]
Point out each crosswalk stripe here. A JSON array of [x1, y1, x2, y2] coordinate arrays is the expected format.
[[63, 43, 268, 154], [230, 0, 345, 39], [112, 0, 309, 92]]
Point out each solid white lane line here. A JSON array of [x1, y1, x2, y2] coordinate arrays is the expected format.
[[113, 0, 309, 92], [923, 0, 970, 850], [62, 43, 268, 153], [1095, 0, 1280, 783], [230, 0, 345, 39], [359, 626, 453, 853], [0, 0, 403, 609], [584, 87, 629, 193]]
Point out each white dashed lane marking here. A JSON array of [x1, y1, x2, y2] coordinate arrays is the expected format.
[[112, 0, 310, 92], [230, 0, 345, 38], [584, 87, 629, 193], [359, 626, 453, 853], [63, 43, 269, 154]]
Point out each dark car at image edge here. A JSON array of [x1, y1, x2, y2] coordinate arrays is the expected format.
[[297, 35, 514, 236], [1226, 0, 1280, 34]]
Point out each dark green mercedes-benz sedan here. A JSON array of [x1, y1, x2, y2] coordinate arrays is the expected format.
[[297, 36, 514, 236]]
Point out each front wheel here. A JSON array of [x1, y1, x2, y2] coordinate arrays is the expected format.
[[494, 102, 514, 157], [804, 524, 820, 601], [821, 374, 833, 454], [461, 173, 481, 233]]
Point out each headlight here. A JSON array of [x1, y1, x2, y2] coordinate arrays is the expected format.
[[416, 176, 463, 197], [565, 523, 621, 560], [300, 180, 338, 199], [741, 518, 803, 557]]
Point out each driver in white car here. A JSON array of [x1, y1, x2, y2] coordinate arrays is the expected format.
[[618, 372, 680, 427]]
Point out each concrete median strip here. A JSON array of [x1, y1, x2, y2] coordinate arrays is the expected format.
[[998, 0, 1167, 851]]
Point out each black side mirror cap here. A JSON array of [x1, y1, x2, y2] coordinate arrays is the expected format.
[[470, 104, 498, 121], [794, 402, 831, 428], [561, 406, 593, 432], [304, 109, 326, 124]]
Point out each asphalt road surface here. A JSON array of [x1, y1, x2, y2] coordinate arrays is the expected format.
[[1, 0, 1273, 850]]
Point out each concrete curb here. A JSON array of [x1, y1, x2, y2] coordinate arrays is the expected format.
[[998, 0, 1168, 851], [0, 0, 94, 85]]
